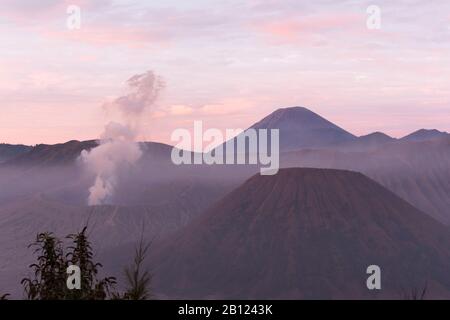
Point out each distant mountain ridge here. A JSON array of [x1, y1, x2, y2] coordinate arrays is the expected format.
[[359, 131, 395, 143], [401, 129, 449, 142], [0, 144, 32, 163], [338, 132, 396, 151], [1, 140, 175, 167], [2, 106, 449, 164], [2, 140, 99, 166]]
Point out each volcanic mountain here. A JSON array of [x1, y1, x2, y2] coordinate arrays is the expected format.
[[2, 140, 175, 168], [353, 132, 395, 149], [249, 107, 356, 151], [333, 132, 396, 151], [0, 144, 31, 163], [149, 168, 450, 299], [3, 140, 99, 167], [281, 135, 450, 225], [401, 129, 449, 142]]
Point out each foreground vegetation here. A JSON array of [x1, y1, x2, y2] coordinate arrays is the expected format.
[[1, 227, 151, 300]]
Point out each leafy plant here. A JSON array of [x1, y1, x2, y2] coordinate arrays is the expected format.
[[21, 232, 67, 300], [65, 227, 116, 300], [21, 228, 116, 300]]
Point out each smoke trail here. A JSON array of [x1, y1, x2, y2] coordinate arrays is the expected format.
[[81, 71, 164, 205]]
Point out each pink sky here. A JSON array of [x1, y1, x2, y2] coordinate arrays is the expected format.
[[1, 0, 450, 145]]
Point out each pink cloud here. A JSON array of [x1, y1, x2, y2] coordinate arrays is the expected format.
[[0, 0, 111, 23], [0, 0, 170, 48], [169, 105, 194, 116], [254, 13, 365, 42], [44, 26, 170, 48]]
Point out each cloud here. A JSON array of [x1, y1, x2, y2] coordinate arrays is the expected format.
[[45, 27, 170, 48], [0, 0, 111, 23], [253, 12, 365, 44], [200, 98, 257, 116], [169, 104, 194, 115], [1, 1, 241, 47]]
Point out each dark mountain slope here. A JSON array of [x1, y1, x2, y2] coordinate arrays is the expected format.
[[225, 107, 356, 152], [281, 136, 450, 225], [150, 168, 450, 299], [0, 144, 31, 163], [401, 129, 449, 142], [3, 140, 98, 166]]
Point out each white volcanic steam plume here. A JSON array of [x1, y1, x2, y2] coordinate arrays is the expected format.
[[81, 71, 164, 205]]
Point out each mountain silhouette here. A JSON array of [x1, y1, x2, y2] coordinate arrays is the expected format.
[[3, 140, 98, 167], [358, 131, 395, 144], [249, 107, 356, 151], [338, 132, 396, 151], [401, 129, 449, 142], [0, 144, 31, 163], [2, 140, 174, 167]]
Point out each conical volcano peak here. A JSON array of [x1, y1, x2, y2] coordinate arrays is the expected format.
[[151, 168, 450, 299], [249, 106, 356, 150], [252, 106, 337, 130]]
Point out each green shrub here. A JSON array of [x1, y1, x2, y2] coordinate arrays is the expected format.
[[21, 228, 116, 300]]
